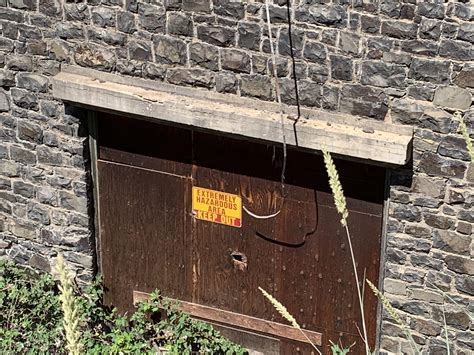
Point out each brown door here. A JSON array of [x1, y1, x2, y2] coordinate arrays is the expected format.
[[96, 113, 386, 354]]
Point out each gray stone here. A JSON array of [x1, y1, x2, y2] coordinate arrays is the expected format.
[[409, 289, 443, 304], [240, 75, 273, 101], [16, 73, 49, 93], [439, 39, 473, 61], [74, 44, 116, 71], [454, 63, 474, 89], [278, 27, 303, 57], [117, 11, 136, 34], [458, 22, 474, 44], [340, 84, 388, 120], [339, 32, 359, 54], [221, 49, 251, 74], [419, 19, 441, 40], [455, 275, 474, 296], [0, 71, 16, 87], [37, 146, 63, 166], [438, 136, 471, 161], [37, 186, 57, 206], [62, 252, 93, 270], [423, 212, 456, 230], [91, 6, 115, 28], [418, 152, 466, 178], [321, 85, 339, 110], [0, 161, 18, 177], [88, 28, 126, 47], [28, 254, 50, 272], [408, 58, 450, 84], [433, 86, 472, 110], [10, 146, 36, 164], [394, 99, 425, 126], [456, 221, 472, 235], [267, 57, 288, 78], [330, 55, 352, 81], [296, 5, 346, 28], [9, 0, 36, 10], [28, 203, 50, 225], [262, 4, 287, 23], [381, 20, 418, 39], [214, 0, 244, 19], [361, 15, 380, 34], [238, 22, 261, 51], [6, 55, 33, 71], [11, 88, 38, 111], [392, 300, 431, 317], [298, 80, 322, 108], [401, 40, 438, 56], [56, 23, 84, 40], [189, 42, 218, 71], [411, 318, 441, 336], [391, 204, 422, 222], [308, 64, 328, 84], [215, 73, 237, 94], [197, 25, 235, 47], [384, 279, 407, 295], [18, 121, 42, 143], [0, 90, 9, 112], [142, 63, 166, 80], [59, 191, 87, 214], [453, 3, 474, 21], [168, 12, 193, 37], [10, 220, 37, 240], [411, 254, 443, 270], [303, 41, 327, 63], [407, 83, 436, 101], [441, 21, 458, 39], [411, 176, 445, 199], [445, 187, 465, 204], [166, 68, 214, 88], [445, 255, 474, 275], [64, 3, 89, 22], [458, 210, 474, 223], [39, 0, 60, 17], [138, 3, 165, 33], [419, 110, 452, 134], [417, 3, 445, 19], [433, 230, 470, 254], [153, 35, 186, 65], [444, 310, 471, 330], [361, 61, 406, 88], [129, 41, 152, 61]]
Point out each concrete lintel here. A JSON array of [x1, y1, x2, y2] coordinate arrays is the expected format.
[[52, 66, 413, 166]]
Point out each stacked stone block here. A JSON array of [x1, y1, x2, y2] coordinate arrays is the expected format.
[[0, 0, 472, 353]]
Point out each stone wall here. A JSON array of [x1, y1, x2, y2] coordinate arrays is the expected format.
[[0, 0, 472, 353]]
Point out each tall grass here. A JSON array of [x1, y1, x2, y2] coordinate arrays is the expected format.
[[56, 254, 82, 355]]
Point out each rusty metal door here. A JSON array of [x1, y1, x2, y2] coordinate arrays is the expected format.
[[96, 113, 386, 354]]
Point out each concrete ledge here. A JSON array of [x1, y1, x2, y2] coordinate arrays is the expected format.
[[52, 66, 413, 166]]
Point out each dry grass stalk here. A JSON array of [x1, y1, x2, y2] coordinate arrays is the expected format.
[[366, 280, 420, 355], [258, 287, 322, 355], [56, 253, 82, 355], [322, 149, 370, 354], [322, 150, 348, 226]]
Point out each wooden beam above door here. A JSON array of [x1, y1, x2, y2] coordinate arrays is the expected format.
[[52, 65, 413, 166]]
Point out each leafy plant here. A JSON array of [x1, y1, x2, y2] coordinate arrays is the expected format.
[[0, 259, 245, 354]]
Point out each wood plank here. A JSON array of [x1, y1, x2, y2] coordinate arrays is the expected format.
[[133, 291, 322, 346], [52, 67, 413, 166]]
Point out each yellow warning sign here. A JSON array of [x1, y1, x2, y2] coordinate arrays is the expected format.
[[192, 187, 242, 228]]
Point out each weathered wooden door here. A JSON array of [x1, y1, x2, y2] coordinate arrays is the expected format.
[[96, 113, 386, 354]]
